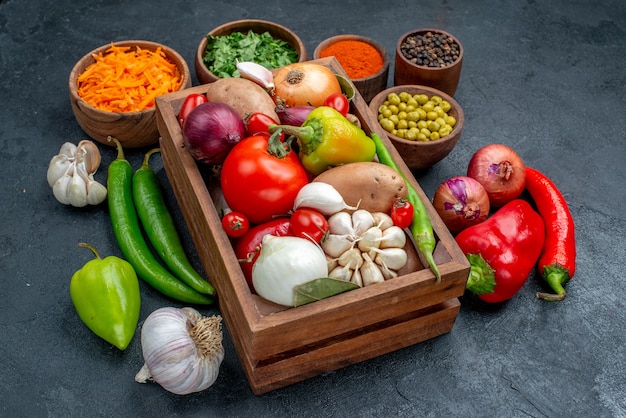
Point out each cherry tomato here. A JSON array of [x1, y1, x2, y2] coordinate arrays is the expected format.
[[323, 92, 350, 116], [245, 112, 282, 138], [221, 211, 250, 238], [390, 198, 414, 228], [234, 218, 293, 292], [290, 208, 329, 243], [178, 93, 207, 127], [221, 134, 309, 225]]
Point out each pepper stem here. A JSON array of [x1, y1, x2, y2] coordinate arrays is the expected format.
[[464, 253, 497, 295], [77, 242, 102, 260], [107, 136, 125, 160], [269, 118, 324, 155], [536, 265, 569, 301], [142, 148, 161, 168]]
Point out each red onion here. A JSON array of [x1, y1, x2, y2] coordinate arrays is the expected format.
[[182, 102, 245, 165], [433, 176, 490, 234], [467, 144, 526, 207], [275, 105, 314, 126]]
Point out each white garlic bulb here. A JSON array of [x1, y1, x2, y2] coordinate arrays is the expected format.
[[47, 139, 106, 207], [135, 307, 224, 395]]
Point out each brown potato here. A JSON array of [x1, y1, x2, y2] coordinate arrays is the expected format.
[[205, 77, 279, 123], [313, 162, 408, 213]]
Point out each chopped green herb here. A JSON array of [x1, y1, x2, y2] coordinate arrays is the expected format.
[[203, 31, 298, 78]]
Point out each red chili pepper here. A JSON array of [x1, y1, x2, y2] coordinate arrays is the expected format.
[[455, 199, 545, 303], [178, 93, 208, 127], [525, 167, 576, 301]]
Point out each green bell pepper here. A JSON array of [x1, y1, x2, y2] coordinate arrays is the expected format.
[[270, 106, 376, 175], [70, 242, 141, 350]]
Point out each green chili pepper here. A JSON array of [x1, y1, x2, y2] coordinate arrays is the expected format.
[[371, 133, 441, 283], [106, 136, 213, 305], [132, 148, 215, 296], [270, 106, 376, 175], [70, 242, 140, 350]]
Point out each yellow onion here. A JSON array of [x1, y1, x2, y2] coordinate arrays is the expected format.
[[273, 62, 342, 107]]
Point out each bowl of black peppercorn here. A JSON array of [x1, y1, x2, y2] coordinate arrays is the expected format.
[[394, 29, 463, 96]]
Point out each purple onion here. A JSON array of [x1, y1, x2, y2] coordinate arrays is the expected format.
[[275, 105, 315, 126], [182, 102, 245, 165]]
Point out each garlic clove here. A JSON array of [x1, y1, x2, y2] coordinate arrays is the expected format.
[[68, 164, 88, 207], [52, 169, 74, 205], [236, 61, 275, 91], [86, 178, 108, 205], [47, 154, 71, 187], [75, 161, 107, 205], [76, 140, 102, 175], [58, 142, 78, 159]]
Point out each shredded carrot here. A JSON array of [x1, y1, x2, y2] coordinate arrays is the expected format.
[[76, 43, 184, 113]]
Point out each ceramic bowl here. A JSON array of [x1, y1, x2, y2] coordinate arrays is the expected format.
[[195, 19, 307, 85], [69, 40, 191, 148], [313, 34, 389, 103], [369, 85, 464, 170], [394, 28, 463, 96]]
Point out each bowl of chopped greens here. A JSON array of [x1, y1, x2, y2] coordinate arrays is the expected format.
[[195, 19, 307, 85]]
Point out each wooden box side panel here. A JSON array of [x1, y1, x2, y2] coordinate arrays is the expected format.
[[248, 298, 461, 395]]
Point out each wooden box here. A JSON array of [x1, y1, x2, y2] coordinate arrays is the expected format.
[[155, 58, 470, 395]]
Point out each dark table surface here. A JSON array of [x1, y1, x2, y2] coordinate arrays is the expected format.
[[2, 0, 625, 416]]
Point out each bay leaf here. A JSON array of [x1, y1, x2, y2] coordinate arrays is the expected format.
[[293, 277, 359, 307]]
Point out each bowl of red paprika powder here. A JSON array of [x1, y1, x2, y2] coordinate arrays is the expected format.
[[314, 34, 389, 103]]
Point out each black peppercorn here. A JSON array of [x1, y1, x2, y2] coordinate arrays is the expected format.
[[400, 31, 460, 68]]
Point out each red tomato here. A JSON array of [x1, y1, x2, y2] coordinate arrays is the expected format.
[[178, 93, 207, 127], [234, 218, 293, 292], [323, 93, 349, 116], [390, 198, 414, 228], [245, 112, 281, 138], [290, 208, 329, 243], [221, 135, 309, 224], [221, 211, 250, 238]]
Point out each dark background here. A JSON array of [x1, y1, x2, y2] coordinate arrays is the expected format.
[[1, 0, 625, 416]]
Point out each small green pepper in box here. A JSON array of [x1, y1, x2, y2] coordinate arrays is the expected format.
[[270, 106, 376, 175], [70, 242, 141, 350]]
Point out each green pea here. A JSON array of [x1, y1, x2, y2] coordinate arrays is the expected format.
[[407, 111, 420, 122], [387, 93, 401, 105], [380, 118, 395, 132], [399, 92, 412, 102]]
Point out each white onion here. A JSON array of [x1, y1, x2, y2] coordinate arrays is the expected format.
[[252, 235, 328, 307]]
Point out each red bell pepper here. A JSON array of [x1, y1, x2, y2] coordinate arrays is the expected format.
[[455, 199, 545, 303]]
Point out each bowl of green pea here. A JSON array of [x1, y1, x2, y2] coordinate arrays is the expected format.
[[368, 84, 464, 170], [195, 19, 307, 85]]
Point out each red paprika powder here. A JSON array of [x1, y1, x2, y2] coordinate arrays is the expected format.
[[319, 40, 383, 79]]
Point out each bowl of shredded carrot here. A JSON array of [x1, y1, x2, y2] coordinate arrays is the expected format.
[[314, 34, 390, 103], [69, 40, 191, 148]]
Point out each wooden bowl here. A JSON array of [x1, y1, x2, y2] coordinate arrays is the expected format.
[[313, 34, 389, 103], [394, 28, 463, 96], [195, 19, 307, 85], [69, 40, 191, 148], [369, 85, 464, 170]]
